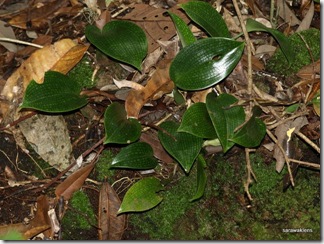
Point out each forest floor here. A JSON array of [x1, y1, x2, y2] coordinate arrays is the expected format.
[[0, 0, 321, 240]]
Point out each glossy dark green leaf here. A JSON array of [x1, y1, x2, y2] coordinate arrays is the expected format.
[[170, 38, 244, 90], [20, 71, 87, 113], [118, 177, 163, 214], [172, 88, 186, 105], [230, 116, 266, 148], [246, 18, 294, 65], [178, 102, 217, 139], [109, 142, 158, 170], [104, 102, 141, 144], [206, 93, 245, 152], [190, 154, 207, 202], [180, 1, 231, 38], [168, 11, 196, 47], [85, 20, 147, 70], [158, 121, 203, 173]]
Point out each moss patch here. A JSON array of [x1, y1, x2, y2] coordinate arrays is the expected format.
[[93, 149, 116, 182], [127, 151, 320, 240], [266, 28, 320, 76], [127, 167, 198, 240], [61, 190, 97, 240], [68, 56, 95, 88]]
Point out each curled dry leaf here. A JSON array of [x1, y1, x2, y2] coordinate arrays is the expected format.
[[0, 38, 88, 125], [55, 163, 95, 201], [98, 182, 126, 240], [125, 59, 174, 119]]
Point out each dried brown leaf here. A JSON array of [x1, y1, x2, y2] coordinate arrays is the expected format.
[[296, 59, 320, 81], [55, 163, 95, 201], [0, 38, 88, 125], [296, 0, 314, 32], [117, 4, 190, 53], [51, 43, 89, 75], [277, 0, 300, 26], [23, 225, 51, 240], [28, 195, 52, 238], [98, 182, 126, 240], [8, 0, 69, 29], [140, 131, 174, 164], [191, 88, 213, 103], [125, 59, 174, 119]]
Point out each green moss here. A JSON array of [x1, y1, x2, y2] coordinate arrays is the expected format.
[[248, 153, 320, 240], [266, 28, 320, 76], [127, 152, 320, 240], [68, 56, 95, 88], [93, 150, 116, 182], [249, 154, 285, 196], [61, 190, 96, 240], [128, 167, 198, 240]]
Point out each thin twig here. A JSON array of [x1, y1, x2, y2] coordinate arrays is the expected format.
[[244, 148, 255, 201], [288, 158, 320, 169], [0, 37, 44, 49], [267, 111, 309, 130], [232, 0, 254, 95], [24, 151, 47, 178], [0, 111, 37, 131], [295, 131, 320, 154]]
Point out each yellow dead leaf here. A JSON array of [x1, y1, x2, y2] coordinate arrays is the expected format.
[[286, 127, 295, 142], [0, 38, 89, 125], [125, 59, 174, 119]]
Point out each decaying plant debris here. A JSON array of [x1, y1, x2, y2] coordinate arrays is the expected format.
[[0, 0, 320, 240]]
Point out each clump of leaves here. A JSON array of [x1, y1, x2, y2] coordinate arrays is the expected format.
[[20, 1, 295, 216]]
